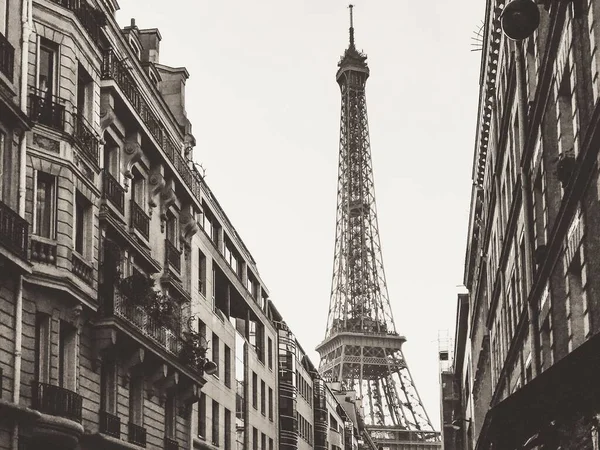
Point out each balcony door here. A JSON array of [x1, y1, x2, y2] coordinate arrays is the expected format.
[[36, 38, 57, 98]]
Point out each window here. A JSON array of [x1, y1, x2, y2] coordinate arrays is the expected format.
[[34, 313, 51, 383], [212, 400, 219, 446], [260, 380, 265, 415], [224, 345, 231, 388], [131, 170, 146, 207], [166, 211, 178, 246], [267, 337, 273, 370], [76, 62, 93, 119], [198, 249, 206, 295], [212, 333, 220, 378], [198, 393, 206, 438], [0, 0, 8, 36], [37, 38, 57, 97], [129, 375, 144, 425], [252, 372, 257, 409], [58, 321, 77, 389], [261, 433, 266, 450], [268, 387, 273, 421], [224, 408, 231, 450], [100, 359, 117, 414], [252, 427, 258, 450], [74, 192, 90, 256], [129, 36, 141, 59], [35, 172, 56, 238], [269, 438, 273, 450], [165, 392, 176, 438]]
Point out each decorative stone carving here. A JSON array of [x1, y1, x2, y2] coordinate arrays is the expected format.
[[99, 106, 116, 134], [33, 133, 60, 153], [148, 165, 165, 214], [122, 132, 143, 191], [180, 207, 199, 245], [183, 133, 196, 160]]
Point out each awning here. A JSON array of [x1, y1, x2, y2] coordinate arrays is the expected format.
[[477, 332, 600, 449]]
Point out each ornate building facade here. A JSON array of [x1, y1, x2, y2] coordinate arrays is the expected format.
[[452, 0, 600, 448]]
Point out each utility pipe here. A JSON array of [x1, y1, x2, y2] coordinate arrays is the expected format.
[[12, 0, 33, 449]]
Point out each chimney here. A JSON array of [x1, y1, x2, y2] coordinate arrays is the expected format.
[[138, 28, 162, 64], [156, 65, 191, 133]]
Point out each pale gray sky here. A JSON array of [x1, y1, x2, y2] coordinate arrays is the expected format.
[[117, 0, 485, 428]]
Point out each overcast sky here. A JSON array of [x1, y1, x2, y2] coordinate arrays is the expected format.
[[118, 0, 485, 429]]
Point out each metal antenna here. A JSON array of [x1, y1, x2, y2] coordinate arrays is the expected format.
[[348, 4, 355, 48]]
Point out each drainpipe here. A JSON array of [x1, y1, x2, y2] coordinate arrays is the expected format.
[[514, 40, 541, 377], [13, 1, 33, 449]]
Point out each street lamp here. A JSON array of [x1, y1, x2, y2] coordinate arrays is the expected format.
[[501, 0, 541, 40]]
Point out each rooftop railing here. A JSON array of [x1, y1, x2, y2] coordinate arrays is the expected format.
[[101, 49, 203, 201]]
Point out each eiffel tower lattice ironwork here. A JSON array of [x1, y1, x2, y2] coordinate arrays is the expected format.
[[316, 6, 440, 447]]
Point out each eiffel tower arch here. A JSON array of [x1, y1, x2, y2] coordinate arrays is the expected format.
[[316, 6, 441, 450]]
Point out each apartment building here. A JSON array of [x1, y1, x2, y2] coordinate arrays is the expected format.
[[267, 306, 359, 450], [452, 0, 600, 448], [0, 1, 282, 450]]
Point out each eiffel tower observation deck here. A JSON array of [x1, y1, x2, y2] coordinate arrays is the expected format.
[[316, 6, 441, 450]]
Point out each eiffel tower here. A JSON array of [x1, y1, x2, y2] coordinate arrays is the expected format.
[[316, 6, 440, 449]]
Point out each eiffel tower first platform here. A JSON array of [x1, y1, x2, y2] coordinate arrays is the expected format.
[[316, 7, 441, 450]]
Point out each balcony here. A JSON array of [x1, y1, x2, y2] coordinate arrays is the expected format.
[[164, 437, 179, 450], [99, 410, 121, 439], [128, 422, 146, 448], [30, 237, 57, 265], [72, 252, 93, 285], [165, 238, 181, 273], [104, 290, 183, 357], [0, 31, 14, 81], [28, 91, 65, 131], [0, 200, 29, 260], [130, 199, 150, 240], [48, 0, 106, 47], [73, 113, 99, 165], [101, 49, 203, 201], [31, 381, 82, 422], [102, 169, 125, 214]]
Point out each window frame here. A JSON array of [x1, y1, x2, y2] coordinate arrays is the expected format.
[[36, 37, 58, 98], [34, 171, 57, 239]]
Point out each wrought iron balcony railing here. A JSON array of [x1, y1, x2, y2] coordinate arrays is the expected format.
[[73, 113, 100, 165], [104, 290, 183, 357], [31, 381, 82, 422], [165, 437, 179, 450], [165, 238, 181, 273], [128, 422, 147, 448], [48, 0, 106, 46], [0, 200, 28, 259], [99, 410, 121, 439], [101, 49, 203, 201], [102, 169, 125, 214], [130, 199, 149, 240], [28, 91, 65, 131], [0, 31, 14, 81]]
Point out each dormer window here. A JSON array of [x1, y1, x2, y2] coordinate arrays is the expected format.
[[149, 70, 158, 87], [129, 36, 141, 59]]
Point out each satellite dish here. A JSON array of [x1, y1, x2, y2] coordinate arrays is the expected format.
[[501, 0, 540, 40]]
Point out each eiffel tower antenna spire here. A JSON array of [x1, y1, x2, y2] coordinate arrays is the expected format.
[[348, 4, 355, 48], [316, 7, 441, 449]]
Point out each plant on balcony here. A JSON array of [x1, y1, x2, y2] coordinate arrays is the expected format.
[[118, 272, 180, 330], [179, 319, 209, 372]]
